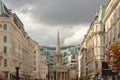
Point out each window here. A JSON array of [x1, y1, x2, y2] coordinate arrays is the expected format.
[[113, 11, 117, 23], [105, 35, 108, 46], [34, 55, 36, 59], [3, 24, 7, 30], [34, 51, 36, 54], [103, 36, 105, 44], [72, 54, 75, 59], [119, 22, 120, 34], [117, 6, 120, 19], [114, 27, 117, 41], [4, 47, 7, 54], [96, 37, 99, 46], [108, 33, 110, 45], [18, 44, 21, 50], [4, 59, 7, 67], [96, 25, 99, 32], [34, 68, 36, 71], [58, 56, 59, 62], [34, 61, 36, 65], [110, 31, 112, 41], [110, 18, 113, 26], [96, 48, 100, 56], [103, 27, 105, 32], [3, 36, 7, 43], [86, 68, 88, 74], [95, 61, 98, 69], [86, 57, 87, 63]]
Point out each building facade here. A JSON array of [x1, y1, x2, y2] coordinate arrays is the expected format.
[[103, 0, 120, 53], [79, 0, 120, 79], [78, 37, 87, 80], [39, 51, 48, 80], [103, 0, 120, 79], [79, 6, 105, 80], [0, 0, 34, 79], [33, 42, 41, 80]]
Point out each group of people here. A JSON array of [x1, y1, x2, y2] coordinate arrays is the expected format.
[[0, 74, 5, 80]]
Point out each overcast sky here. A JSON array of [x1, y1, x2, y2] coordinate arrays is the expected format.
[[4, 0, 106, 46]]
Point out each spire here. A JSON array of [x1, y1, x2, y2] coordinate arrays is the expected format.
[[0, 0, 5, 16], [54, 30, 62, 67], [56, 30, 60, 54]]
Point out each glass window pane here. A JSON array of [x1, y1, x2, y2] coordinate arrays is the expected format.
[[4, 59, 7, 67], [3, 36, 7, 43], [4, 47, 7, 54], [3, 24, 7, 30]]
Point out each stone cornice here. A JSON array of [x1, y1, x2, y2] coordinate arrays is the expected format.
[[103, 0, 120, 22]]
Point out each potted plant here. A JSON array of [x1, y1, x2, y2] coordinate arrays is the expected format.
[[106, 40, 120, 72]]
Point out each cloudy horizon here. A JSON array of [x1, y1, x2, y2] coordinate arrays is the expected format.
[[4, 0, 106, 46]]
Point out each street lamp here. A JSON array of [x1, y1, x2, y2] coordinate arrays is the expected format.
[[54, 70, 56, 80], [15, 67, 20, 80], [47, 60, 50, 80]]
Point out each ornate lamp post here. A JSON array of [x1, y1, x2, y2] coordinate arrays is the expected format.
[[47, 60, 50, 80], [54, 70, 56, 80], [15, 67, 20, 80]]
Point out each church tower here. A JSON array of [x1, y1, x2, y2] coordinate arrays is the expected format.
[[0, 0, 6, 16], [54, 31, 62, 67]]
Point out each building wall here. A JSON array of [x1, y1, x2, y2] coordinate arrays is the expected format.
[[103, 0, 120, 49], [0, 11, 34, 79], [33, 42, 41, 79], [78, 37, 88, 80], [102, 0, 120, 79], [79, 0, 120, 79], [40, 50, 48, 80], [79, 6, 105, 80]]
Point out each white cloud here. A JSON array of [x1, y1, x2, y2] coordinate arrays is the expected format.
[[5, 0, 106, 26], [14, 10, 89, 46], [63, 25, 89, 46]]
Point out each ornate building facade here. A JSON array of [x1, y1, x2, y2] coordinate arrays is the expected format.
[[79, 0, 120, 79], [0, 0, 34, 79], [33, 42, 41, 80], [103, 0, 120, 79], [39, 50, 48, 80], [79, 6, 105, 80]]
